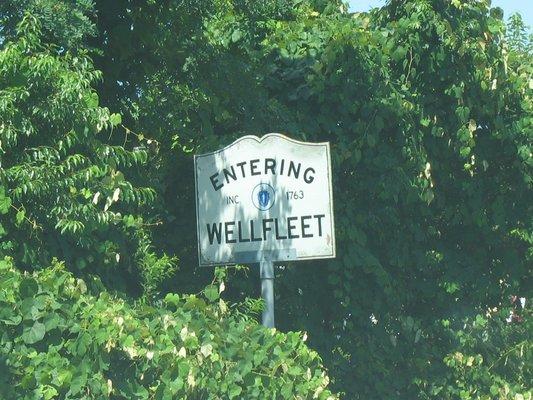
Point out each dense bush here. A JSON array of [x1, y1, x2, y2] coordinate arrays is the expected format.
[[0, 257, 337, 399]]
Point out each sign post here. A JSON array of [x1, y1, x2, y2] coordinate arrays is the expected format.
[[194, 133, 335, 327], [260, 260, 275, 328]]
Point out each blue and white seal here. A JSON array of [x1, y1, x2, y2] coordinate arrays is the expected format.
[[252, 183, 275, 211]]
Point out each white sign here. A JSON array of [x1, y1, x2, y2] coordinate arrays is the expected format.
[[194, 133, 335, 266]]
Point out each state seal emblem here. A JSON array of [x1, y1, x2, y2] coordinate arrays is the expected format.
[[252, 183, 275, 211]]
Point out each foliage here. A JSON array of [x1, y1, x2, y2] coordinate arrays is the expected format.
[[0, 0, 531, 398], [506, 13, 533, 76], [0, 257, 337, 399], [0, 13, 174, 294], [424, 308, 532, 400], [89, 0, 531, 397], [506, 13, 532, 56], [0, 0, 96, 50]]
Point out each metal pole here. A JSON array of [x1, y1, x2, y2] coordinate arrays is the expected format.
[[260, 260, 275, 328]]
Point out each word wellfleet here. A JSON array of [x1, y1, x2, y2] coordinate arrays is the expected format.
[[206, 214, 326, 245]]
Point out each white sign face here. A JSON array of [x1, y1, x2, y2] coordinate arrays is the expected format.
[[194, 133, 335, 266]]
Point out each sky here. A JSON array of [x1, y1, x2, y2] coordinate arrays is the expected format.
[[347, 0, 533, 29]]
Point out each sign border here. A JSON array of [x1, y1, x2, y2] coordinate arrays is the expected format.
[[194, 133, 336, 267]]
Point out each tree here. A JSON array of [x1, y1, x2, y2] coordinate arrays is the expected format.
[[506, 13, 532, 55], [0, 6, 338, 399], [0, 10, 176, 296]]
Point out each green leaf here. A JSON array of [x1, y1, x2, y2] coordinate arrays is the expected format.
[[204, 284, 219, 302], [228, 384, 242, 399], [367, 134, 376, 147], [110, 113, 122, 127], [487, 20, 501, 34], [87, 92, 99, 108], [231, 29, 242, 43], [22, 321, 46, 344], [0, 258, 12, 271], [123, 214, 137, 228], [460, 146, 471, 157], [68, 373, 87, 396], [76, 332, 91, 356], [19, 278, 39, 298], [15, 210, 25, 226], [0, 188, 12, 215], [164, 293, 180, 307], [281, 382, 293, 398]]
